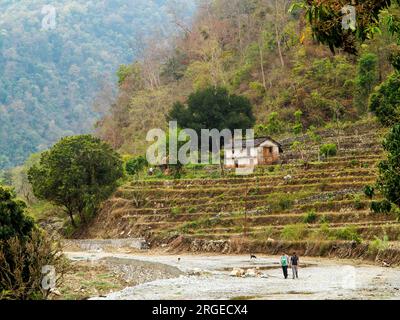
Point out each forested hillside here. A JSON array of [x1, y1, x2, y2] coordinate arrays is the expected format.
[[97, 0, 397, 156], [0, 0, 195, 169]]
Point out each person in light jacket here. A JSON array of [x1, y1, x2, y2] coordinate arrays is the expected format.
[[280, 253, 290, 279]]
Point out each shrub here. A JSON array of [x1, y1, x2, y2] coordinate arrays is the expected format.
[[303, 210, 318, 224], [350, 159, 359, 167], [281, 224, 307, 241], [277, 198, 295, 211], [334, 227, 362, 244], [319, 215, 329, 224], [171, 207, 182, 216], [364, 185, 375, 199], [371, 200, 392, 214], [0, 188, 67, 300], [125, 156, 148, 177], [0, 230, 67, 300], [0, 187, 34, 241], [369, 235, 390, 254], [320, 143, 338, 158], [392, 205, 400, 221], [310, 223, 330, 240], [353, 195, 364, 210]]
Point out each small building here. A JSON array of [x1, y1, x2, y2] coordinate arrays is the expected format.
[[225, 137, 283, 168]]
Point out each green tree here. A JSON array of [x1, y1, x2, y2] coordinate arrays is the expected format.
[[290, 1, 397, 54], [0, 187, 34, 241], [377, 124, 400, 208], [167, 86, 255, 134], [354, 53, 379, 113], [255, 112, 284, 137], [28, 135, 123, 227], [369, 72, 400, 126], [292, 110, 303, 135]]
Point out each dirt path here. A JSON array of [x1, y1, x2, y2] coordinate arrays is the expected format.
[[64, 251, 400, 300]]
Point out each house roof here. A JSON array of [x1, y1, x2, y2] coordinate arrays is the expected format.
[[226, 137, 283, 153]]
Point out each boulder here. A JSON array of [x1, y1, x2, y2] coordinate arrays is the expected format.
[[230, 268, 246, 277]]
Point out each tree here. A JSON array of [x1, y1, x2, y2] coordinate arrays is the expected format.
[[307, 125, 322, 161], [0, 187, 34, 241], [292, 110, 304, 135], [354, 53, 379, 113], [369, 72, 400, 126], [28, 135, 123, 227], [377, 124, 400, 208], [290, 1, 398, 55], [167, 86, 256, 134], [255, 112, 284, 137]]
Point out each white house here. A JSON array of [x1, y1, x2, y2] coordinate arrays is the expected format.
[[225, 137, 283, 168]]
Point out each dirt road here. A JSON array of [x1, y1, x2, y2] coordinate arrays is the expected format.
[[64, 251, 400, 300]]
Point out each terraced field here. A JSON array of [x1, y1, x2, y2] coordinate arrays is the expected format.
[[84, 120, 400, 264]]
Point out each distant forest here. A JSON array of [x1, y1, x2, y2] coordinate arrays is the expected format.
[[0, 0, 195, 169]]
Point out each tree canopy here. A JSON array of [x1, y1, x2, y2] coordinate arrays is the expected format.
[[0, 187, 34, 241], [167, 86, 256, 133], [291, 0, 400, 54], [377, 124, 400, 208], [369, 72, 400, 126], [28, 135, 123, 227]]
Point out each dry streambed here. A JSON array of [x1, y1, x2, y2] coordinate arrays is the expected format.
[[63, 250, 400, 300]]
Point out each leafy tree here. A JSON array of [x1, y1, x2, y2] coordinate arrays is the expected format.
[[377, 124, 400, 208], [0, 187, 34, 241], [290, 0, 398, 54], [354, 53, 379, 113], [307, 126, 322, 161], [167, 86, 256, 135], [369, 72, 400, 126], [255, 112, 284, 137], [292, 110, 304, 135], [291, 140, 306, 161], [28, 135, 123, 227]]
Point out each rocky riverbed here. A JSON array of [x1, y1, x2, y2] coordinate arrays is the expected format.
[[63, 251, 400, 300]]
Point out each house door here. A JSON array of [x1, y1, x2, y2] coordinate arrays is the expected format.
[[263, 147, 273, 164]]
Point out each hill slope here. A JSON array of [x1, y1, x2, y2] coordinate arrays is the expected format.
[[83, 119, 400, 264]]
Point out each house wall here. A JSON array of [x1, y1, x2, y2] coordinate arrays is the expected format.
[[225, 140, 281, 168], [258, 141, 280, 165], [225, 147, 258, 168]]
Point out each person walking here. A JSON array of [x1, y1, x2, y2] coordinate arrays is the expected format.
[[280, 253, 289, 279], [290, 252, 299, 279]]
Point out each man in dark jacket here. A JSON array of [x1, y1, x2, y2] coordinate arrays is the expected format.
[[290, 252, 299, 279]]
